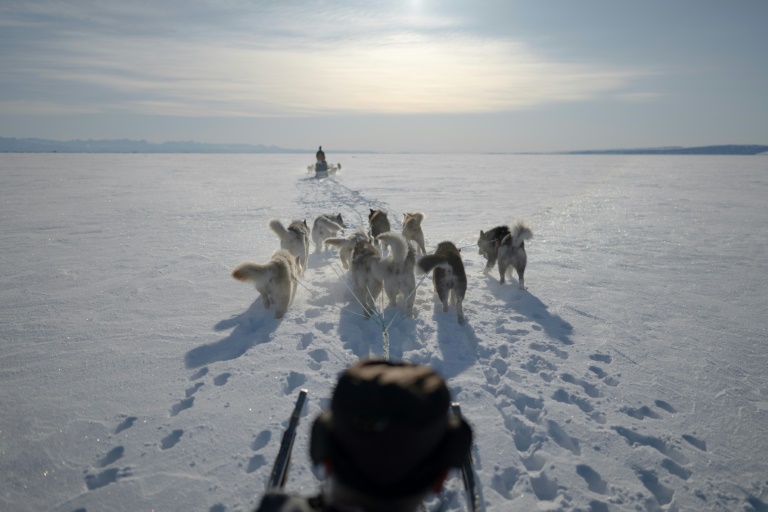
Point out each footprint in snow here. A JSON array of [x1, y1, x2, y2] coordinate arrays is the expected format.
[[576, 464, 608, 494], [654, 399, 676, 413], [491, 466, 520, 499], [190, 366, 209, 380], [114, 416, 137, 435], [682, 434, 707, 451], [160, 429, 184, 450], [213, 372, 231, 386], [522, 354, 557, 375], [185, 382, 204, 398], [612, 426, 690, 465], [251, 430, 272, 451], [285, 371, 307, 395], [298, 332, 314, 349], [246, 454, 267, 473], [620, 405, 661, 420], [552, 388, 594, 414], [636, 469, 675, 506], [588, 365, 620, 387], [84, 466, 132, 490], [661, 458, 692, 480], [589, 353, 612, 364], [560, 373, 600, 398], [96, 446, 125, 468], [530, 471, 559, 501], [170, 397, 194, 416], [529, 341, 568, 359], [546, 419, 581, 456]]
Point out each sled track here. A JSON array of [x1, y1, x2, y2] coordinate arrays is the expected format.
[[297, 175, 395, 231]]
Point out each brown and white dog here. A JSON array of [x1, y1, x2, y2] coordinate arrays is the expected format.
[[402, 211, 427, 255], [368, 209, 391, 252]]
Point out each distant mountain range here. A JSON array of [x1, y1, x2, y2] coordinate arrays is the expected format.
[[555, 145, 768, 155], [0, 137, 766, 155], [0, 137, 370, 154]]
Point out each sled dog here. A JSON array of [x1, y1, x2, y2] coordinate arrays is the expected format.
[[368, 209, 391, 251], [311, 213, 346, 253], [269, 218, 310, 274], [324, 228, 372, 269], [351, 239, 383, 318], [417, 241, 467, 325], [231, 249, 297, 319], [496, 221, 534, 288], [477, 225, 510, 275], [372, 232, 417, 318], [402, 212, 427, 255]]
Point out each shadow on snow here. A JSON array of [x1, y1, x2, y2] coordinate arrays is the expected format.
[[184, 298, 280, 369]]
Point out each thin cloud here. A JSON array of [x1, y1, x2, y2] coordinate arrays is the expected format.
[[0, 1, 649, 118]]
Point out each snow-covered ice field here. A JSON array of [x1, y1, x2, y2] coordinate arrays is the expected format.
[[1, 153, 767, 512]]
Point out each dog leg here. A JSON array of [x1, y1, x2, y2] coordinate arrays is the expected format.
[[453, 291, 465, 325], [498, 260, 508, 284], [261, 293, 271, 309]]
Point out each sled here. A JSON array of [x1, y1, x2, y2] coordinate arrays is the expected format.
[[307, 162, 341, 178]]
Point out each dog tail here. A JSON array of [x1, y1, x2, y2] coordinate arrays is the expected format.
[[319, 219, 345, 232], [269, 218, 289, 240], [510, 221, 534, 248], [417, 254, 448, 274], [323, 237, 348, 248], [232, 262, 275, 286], [376, 231, 408, 264]]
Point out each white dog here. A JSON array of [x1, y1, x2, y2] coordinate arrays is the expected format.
[[231, 250, 298, 319], [269, 218, 310, 274], [372, 232, 417, 318], [311, 213, 346, 253]]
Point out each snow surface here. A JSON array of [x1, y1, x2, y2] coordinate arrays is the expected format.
[[1, 153, 767, 512]]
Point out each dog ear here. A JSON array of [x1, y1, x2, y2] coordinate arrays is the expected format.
[[479, 230, 484, 236]]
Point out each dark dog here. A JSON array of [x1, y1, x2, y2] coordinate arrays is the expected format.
[[368, 209, 391, 252], [477, 225, 510, 275], [417, 241, 467, 324]]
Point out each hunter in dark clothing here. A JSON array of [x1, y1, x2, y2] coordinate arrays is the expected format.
[[254, 360, 473, 512]]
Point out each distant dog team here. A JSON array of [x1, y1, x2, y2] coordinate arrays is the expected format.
[[232, 210, 533, 322]]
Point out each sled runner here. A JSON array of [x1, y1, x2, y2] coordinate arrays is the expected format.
[[307, 162, 341, 178]]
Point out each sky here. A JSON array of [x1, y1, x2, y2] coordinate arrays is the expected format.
[[1, 0, 767, 153]]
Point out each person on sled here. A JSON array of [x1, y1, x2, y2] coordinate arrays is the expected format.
[[254, 359, 473, 512], [315, 146, 329, 174]]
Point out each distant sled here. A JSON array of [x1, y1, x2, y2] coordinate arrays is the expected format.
[[307, 161, 341, 178]]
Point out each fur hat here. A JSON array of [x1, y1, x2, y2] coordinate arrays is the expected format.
[[310, 360, 472, 498]]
